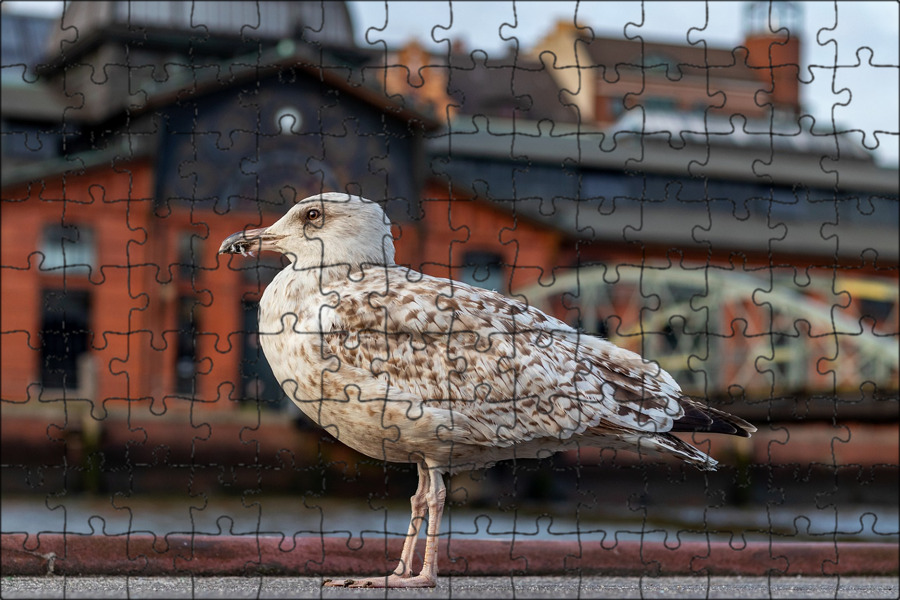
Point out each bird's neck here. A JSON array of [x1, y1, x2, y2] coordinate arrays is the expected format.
[[266, 261, 399, 299]]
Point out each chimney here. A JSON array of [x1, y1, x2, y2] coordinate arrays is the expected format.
[[742, 1, 802, 115]]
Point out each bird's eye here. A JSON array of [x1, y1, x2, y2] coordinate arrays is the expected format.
[[305, 208, 321, 221]]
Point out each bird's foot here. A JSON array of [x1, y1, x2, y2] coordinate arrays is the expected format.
[[322, 574, 435, 588]]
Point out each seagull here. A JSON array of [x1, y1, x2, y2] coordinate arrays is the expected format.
[[218, 192, 755, 588]]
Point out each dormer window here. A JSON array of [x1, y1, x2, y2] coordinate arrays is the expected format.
[[274, 107, 302, 135], [642, 52, 679, 77], [643, 97, 678, 113]]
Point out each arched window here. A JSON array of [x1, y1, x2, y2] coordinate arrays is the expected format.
[[41, 224, 95, 276]]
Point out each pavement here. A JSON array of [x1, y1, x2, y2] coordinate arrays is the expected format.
[[3, 575, 899, 599]]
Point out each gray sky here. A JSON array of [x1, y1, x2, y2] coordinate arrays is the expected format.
[[5, 1, 898, 166]]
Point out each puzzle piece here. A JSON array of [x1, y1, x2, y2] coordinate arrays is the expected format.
[[1, 1, 897, 591]]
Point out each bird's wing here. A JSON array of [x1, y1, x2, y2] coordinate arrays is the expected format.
[[318, 266, 686, 448]]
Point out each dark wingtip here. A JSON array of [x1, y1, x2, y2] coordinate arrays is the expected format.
[[671, 399, 756, 438]]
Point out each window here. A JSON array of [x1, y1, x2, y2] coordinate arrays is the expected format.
[[40, 289, 91, 390], [41, 224, 95, 275], [858, 299, 894, 329], [643, 97, 678, 113], [642, 53, 679, 77], [691, 101, 711, 115], [1, 121, 62, 160], [582, 170, 634, 201], [460, 251, 505, 292], [174, 296, 197, 394], [608, 96, 626, 118], [177, 232, 203, 280], [240, 299, 287, 410], [274, 106, 302, 135]]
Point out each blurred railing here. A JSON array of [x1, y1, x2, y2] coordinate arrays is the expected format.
[[518, 264, 899, 399]]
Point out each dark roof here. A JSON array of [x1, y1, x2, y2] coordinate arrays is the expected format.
[[300, 44, 579, 124], [2, 11, 438, 130], [582, 36, 761, 82], [428, 116, 895, 194], [446, 51, 578, 123], [131, 40, 441, 129], [39, 0, 355, 71]]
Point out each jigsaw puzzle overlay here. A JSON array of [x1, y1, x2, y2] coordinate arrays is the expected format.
[[1, 0, 898, 593]]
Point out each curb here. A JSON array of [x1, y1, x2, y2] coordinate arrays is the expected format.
[[3, 534, 897, 577]]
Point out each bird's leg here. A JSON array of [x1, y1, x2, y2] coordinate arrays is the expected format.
[[391, 463, 429, 578], [415, 466, 447, 585], [322, 465, 438, 589]]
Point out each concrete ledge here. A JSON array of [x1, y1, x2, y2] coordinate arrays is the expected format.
[[3, 534, 897, 577]]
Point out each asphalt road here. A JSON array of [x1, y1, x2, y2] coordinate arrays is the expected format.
[[3, 576, 898, 599]]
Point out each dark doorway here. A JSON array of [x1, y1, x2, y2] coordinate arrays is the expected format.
[[40, 289, 91, 390]]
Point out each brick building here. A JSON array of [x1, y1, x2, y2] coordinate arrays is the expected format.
[[1, 2, 436, 409], [2, 1, 897, 416], [1, 1, 897, 501]]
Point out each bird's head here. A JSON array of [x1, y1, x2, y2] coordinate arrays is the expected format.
[[218, 192, 396, 271]]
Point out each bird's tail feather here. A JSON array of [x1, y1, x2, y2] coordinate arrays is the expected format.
[[629, 432, 721, 471]]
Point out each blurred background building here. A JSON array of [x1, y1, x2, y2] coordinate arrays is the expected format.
[[1, 1, 897, 518]]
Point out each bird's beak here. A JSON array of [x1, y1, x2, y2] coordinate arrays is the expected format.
[[218, 227, 284, 257]]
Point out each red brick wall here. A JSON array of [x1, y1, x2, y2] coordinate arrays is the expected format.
[[394, 182, 564, 293], [6, 171, 893, 407], [0, 162, 269, 409], [2, 162, 155, 403]]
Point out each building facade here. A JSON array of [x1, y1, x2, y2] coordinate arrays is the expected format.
[[1, 2, 435, 409], [2, 1, 897, 417]]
